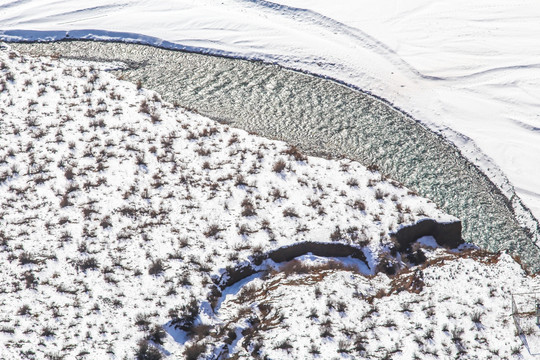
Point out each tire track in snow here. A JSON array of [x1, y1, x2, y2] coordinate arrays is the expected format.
[[237, 0, 446, 81], [0, 0, 32, 9], [17, 3, 129, 25]]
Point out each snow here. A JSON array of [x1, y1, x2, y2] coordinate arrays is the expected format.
[[0, 45, 456, 358], [1, 0, 538, 224], [215, 249, 539, 359], [2, 2, 540, 358], [417, 236, 438, 249]]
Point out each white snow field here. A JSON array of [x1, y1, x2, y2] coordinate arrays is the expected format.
[[0, 0, 539, 224], [0, 43, 539, 359]]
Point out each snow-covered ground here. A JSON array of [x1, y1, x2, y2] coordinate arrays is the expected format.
[[214, 250, 536, 359], [0, 0, 539, 223], [2, 23, 540, 360], [2, 2, 540, 358], [0, 45, 452, 358]]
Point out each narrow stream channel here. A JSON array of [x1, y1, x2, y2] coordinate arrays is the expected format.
[[9, 40, 540, 270]]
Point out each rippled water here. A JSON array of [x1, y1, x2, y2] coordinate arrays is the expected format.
[[10, 41, 540, 270]]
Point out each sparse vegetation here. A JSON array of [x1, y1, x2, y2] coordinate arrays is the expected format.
[[0, 45, 520, 360]]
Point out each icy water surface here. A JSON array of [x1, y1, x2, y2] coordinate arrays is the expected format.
[[10, 41, 540, 270]]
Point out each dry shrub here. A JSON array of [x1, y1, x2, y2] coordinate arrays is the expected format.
[[139, 99, 150, 114], [150, 113, 161, 124], [351, 198, 366, 211], [191, 324, 212, 339], [280, 259, 359, 277], [282, 207, 299, 218], [275, 340, 293, 351], [271, 188, 287, 201], [280, 260, 312, 275], [272, 159, 287, 173], [330, 226, 342, 241], [375, 188, 386, 200], [281, 145, 306, 162], [235, 175, 248, 187], [371, 269, 425, 303], [236, 283, 260, 304], [199, 127, 218, 138], [19, 252, 40, 265], [203, 224, 223, 238], [76, 257, 99, 271], [135, 340, 162, 360], [238, 224, 256, 236], [376, 252, 399, 275], [148, 259, 166, 275], [228, 134, 239, 146], [241, 198, 256, 217], [59, 194, 72, 208], [346, 178, 359, 187]]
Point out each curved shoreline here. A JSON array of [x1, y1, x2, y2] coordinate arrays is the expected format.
[[1, 31, 538, 239], [5, 38, 540, 270]]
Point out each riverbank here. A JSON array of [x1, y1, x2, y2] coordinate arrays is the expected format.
[[7, 40, 540, 270]]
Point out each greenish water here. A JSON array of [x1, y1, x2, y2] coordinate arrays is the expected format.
[[10, 41, 540, 270]]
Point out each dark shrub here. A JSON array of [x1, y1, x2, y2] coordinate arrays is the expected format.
[[139, 100, 150, 114], [451, 327, 464, 343], [320, 327, 333, 338], [407, 249, 426, 265], [282, 207, 299, 218], [41, 326, 55, 337], [170, 298, 199, 334], [76, 257, 99, 271], [146, 325, 166, 345], [100, 216, 112, 229], [18, 305, 30, 316], [241, 198, 256, 217], [184, 343, 206, 360], [309, 344, 321, 355], [354, 335, 367, 353], [281, 145, 306, 162], [24, 272, 37, 289], [377, 255, 397, 275], [235, 175, 248, 187], [346, 178, 359, 187], [330, 226, 342, 241], [275, 340, 293, 351], [272, 159, 287, 173], [135, 313, 152, 330], [19, 252, 39, 265], [471, 311, 483, 324], [60, 195, 72, 208], [64, 168, 75, 180], [135, 340, 162, 360], [191, 324, 212, 339], [225, 329, 237, 345], [351, 199, 366, 211], [148, 259, 165, 275], [338, 340, 351, 354], [150, 113, 161, 124], [203, 224, 222, 238]]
